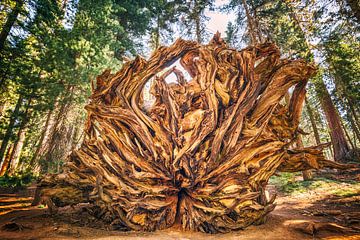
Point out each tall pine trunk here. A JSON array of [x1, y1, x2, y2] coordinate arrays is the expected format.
[[0, 144, 13, 176], [6, 98, 31, 175], [305, 97, 321, 145], [7, 127, 26, 175], [42, 87, 73, 172], [241, 0, 257, 44], [285, 5, 351, 162], [315, 80, 350, 162], [0, 96, 23, 165], [0, 0, 24, 52], [29, 105, 57, 169], [194, 0, 202, 43], [346, 98, 360, 142]]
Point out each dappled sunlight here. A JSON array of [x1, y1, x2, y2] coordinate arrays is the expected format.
[[0, 195, 34, 216]]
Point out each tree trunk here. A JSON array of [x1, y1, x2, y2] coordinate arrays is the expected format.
[[29, 106, 56, 169], [294, 96, 314, 181], [0, 0, 24, 52], [38, 37, 352, 233], [284, 4, 350, 161], [194, 0, 202, 43], [345, 0, 360, 24], [296, 136, 313, 180], [6, 98, 32, 175], [7, 127, 26, 175], [150, 15, 160, 50], [346, 98, 360, 142], [305, 97, 321, 145], [0, 144, 13, 176], [315, 80, 350, 162], [241, 0, 257, 44], [0, 95, 23, 166], [349, 114, 360, 143], [0, 100, 6, 118], [42, 87, 73, 173], [71, 116, 83, 151]]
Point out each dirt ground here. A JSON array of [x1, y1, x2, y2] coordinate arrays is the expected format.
[[0, 171, 359, 240]]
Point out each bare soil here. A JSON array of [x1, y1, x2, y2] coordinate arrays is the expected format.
[[0, 171, 359, 240]]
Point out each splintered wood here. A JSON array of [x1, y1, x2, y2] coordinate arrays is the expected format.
[[39, 34, 350, 233]]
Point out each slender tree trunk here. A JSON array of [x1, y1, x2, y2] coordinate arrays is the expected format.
[[0, 100, 6, 118], [7, 127, 26, 175], [194, 0, 202, 43], [347, 98, 360, 135], [150, 14, 160, 50], [349, 114, 360, 143], [285, 7, 350, 161], [315, 80, 350, 162], [249, 0, 263, 42], [42, 87, 74, 172], [344, 0, 360, 24], [349, 102, 360, 126], [7, 97, 32, 175], [43, 104, 67, 172], [0, 144, 13, 176], [71, 116, 83, 151], [296, 136, 313, 180], [305, 97, 321, 145], [241, 0, 257, 44], [29, 106, 56, 168], [298, 127, 311, 183], [0, 95, 23, 165], [0, 0, 24, 52]]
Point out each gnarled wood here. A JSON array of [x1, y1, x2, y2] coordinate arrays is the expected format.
[[37, 34, 353, 233]]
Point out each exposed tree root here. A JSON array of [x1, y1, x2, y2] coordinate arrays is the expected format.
[[37, 33, 354, 233]]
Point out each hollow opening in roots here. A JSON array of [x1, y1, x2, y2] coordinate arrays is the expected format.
[[175, 188, 187, 226], [141, 59, 193, 111]]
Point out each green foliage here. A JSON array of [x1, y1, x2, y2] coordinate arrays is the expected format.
[[323, 32, 360, 109], [270, 173, 360, 197], [0, 173, 36, 188]]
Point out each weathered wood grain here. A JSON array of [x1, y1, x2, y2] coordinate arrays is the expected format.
[[38, 33, 352, 233]]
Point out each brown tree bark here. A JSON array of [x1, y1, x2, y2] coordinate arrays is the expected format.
[[315, 80, 350, 162], [0, 144, 13, 176], [296, 136, 313, 180], [349, 114, 360, 144], [0, 95, 23, 166], [6, 98, 32, 175], [29, 106, 56, 169], [42, 87, 74, 173], [7, 127, 26, 175], [344, 98, 360, 143], [38, 36, 353, 233], [242, 0, 257, 44], [305, 97, 321, 145]]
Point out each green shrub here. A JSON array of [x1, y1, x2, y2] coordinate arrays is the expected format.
[[0, 173, 36, 188]]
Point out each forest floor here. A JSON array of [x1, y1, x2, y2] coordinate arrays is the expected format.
[[0, 169, 359, 240]]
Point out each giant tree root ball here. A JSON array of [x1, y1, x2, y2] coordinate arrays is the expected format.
[[38, 33, 349, 233]]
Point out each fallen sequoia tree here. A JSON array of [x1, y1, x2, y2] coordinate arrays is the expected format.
[[38, 34, 352, 233]]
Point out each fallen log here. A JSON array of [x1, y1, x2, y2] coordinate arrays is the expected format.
[[37, 33, 353, 233]]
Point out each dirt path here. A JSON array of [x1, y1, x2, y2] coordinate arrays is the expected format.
[[0, 182, 359, 240]]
